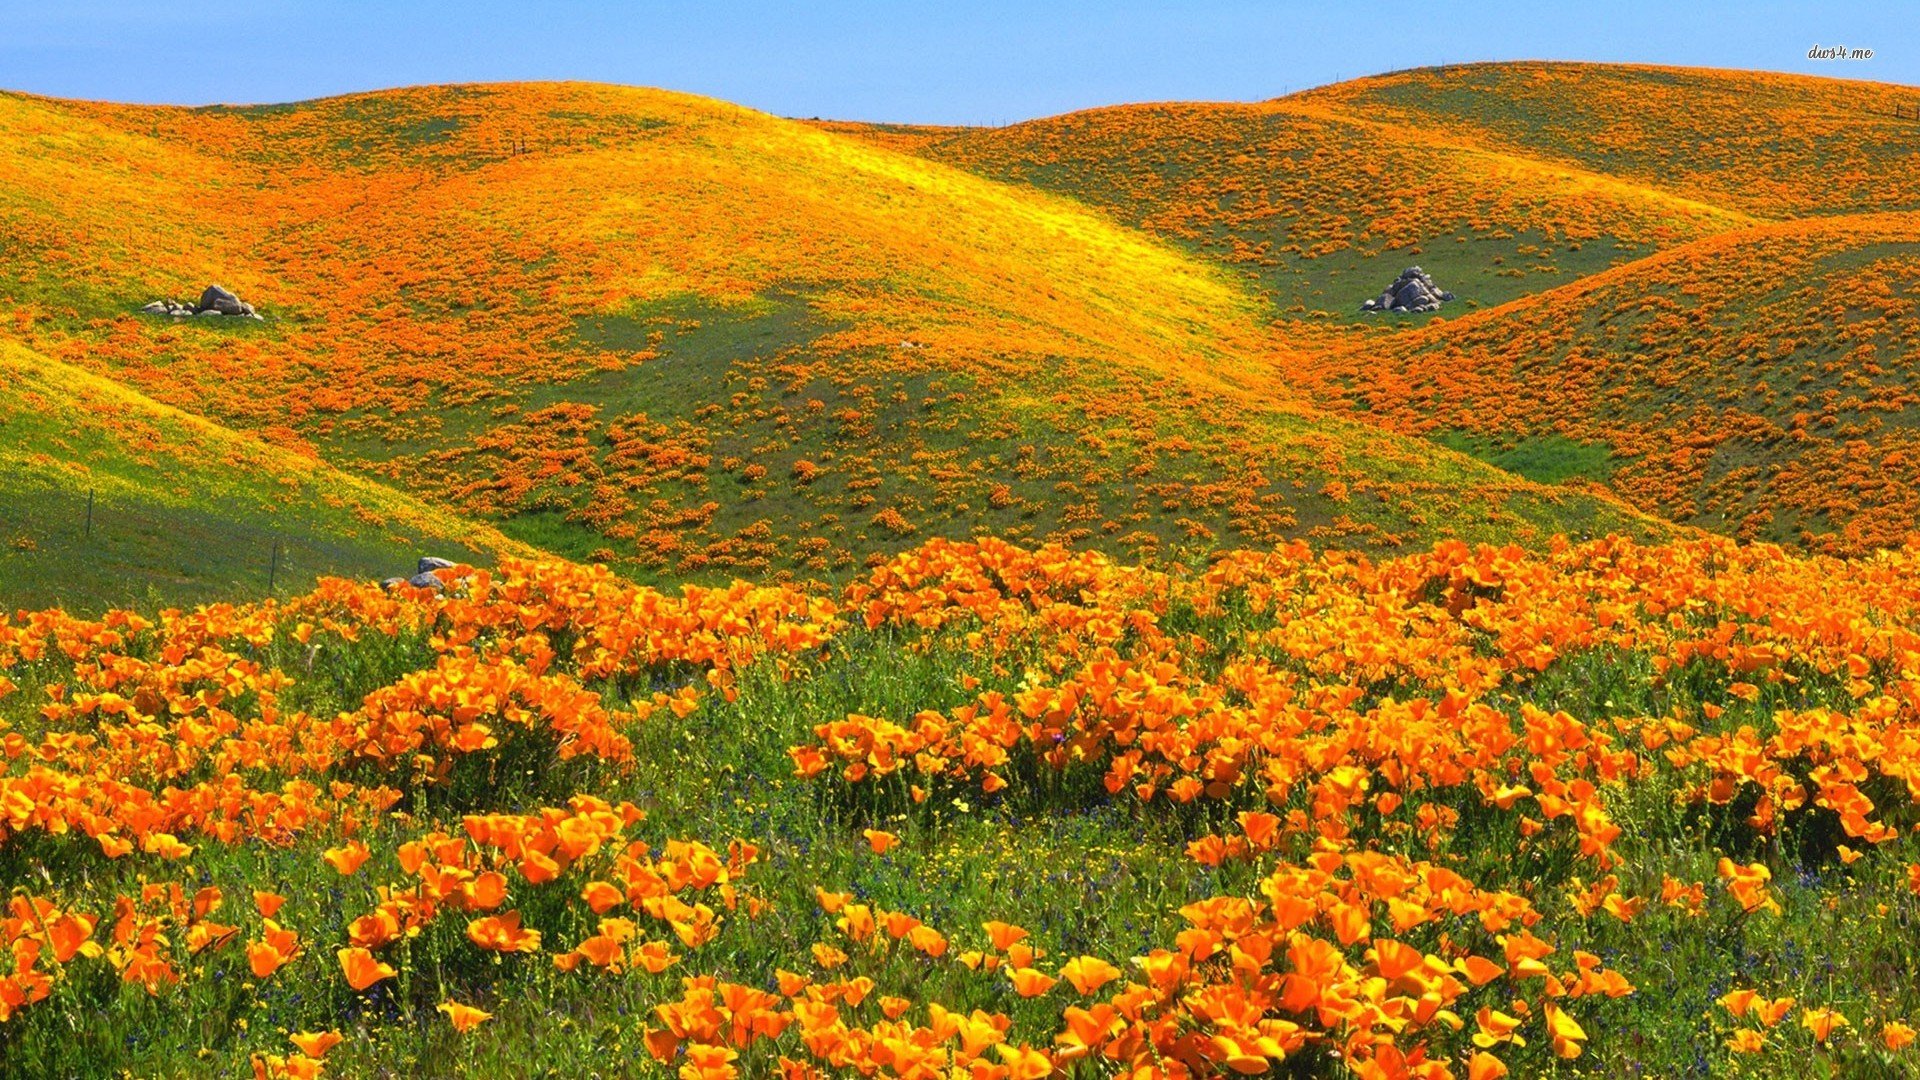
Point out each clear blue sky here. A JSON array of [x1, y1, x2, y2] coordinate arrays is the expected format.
[[2, 1, 1912, 124]]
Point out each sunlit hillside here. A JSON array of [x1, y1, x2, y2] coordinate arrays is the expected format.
[[836, 63, 1920, 556], [833, 100, 1751, 317], [1301, 210, 1920, 553], [1298, 62, 1920, 219], [0, 338, 530, 611], [0, 82, 1657, 594]]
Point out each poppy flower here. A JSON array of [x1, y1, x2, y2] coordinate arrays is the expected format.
[[337, 947, 395, 991], [439, 1001, 494, 1033], [323, 841, 370, 876], [1060, 955, 1121, 995], [288, 1031, 342, 1059], [467, 910, 542, 953]]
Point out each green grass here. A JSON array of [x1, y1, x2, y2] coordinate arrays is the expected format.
[[0, 339, 524, 614], [0, 479, 472, 615], [1430, 431, 1618, 486]]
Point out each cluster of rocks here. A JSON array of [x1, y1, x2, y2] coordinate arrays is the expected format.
[[1359, 266, 1456, 314], [140, 284, 264, 320], [381, 556, 457, 591]]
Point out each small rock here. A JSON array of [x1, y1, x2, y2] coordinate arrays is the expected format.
[[406, 572, 446, 590], [417, 556, 456, 574], [380, 577, 406, 590], [197, 309, 223, 317], [140, 300, 167, 313]]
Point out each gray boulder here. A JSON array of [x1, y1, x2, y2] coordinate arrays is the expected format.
[[197, 284, 245, 315], [380, 577, 407, 590], [417, 556, 456, 574], [406, 571, 446, 590], [1360, 266, 1458, 313], [1391, 286, 1432, 312]]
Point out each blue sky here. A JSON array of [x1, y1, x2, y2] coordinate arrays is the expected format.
[[2, 1, 1911, 124]]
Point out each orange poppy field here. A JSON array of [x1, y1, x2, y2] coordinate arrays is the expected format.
[[1, 61, 1918, 1078]]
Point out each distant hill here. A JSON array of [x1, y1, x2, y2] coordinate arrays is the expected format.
[[1301, 210, 1920, 553], [828, 62, 1920, 555], [835, 97, 1751, 317], [1295, 62, 1920, 219], [0, 80, 1661, 607]]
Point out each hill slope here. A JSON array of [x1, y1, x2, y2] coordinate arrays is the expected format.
[[827, 63, 1920, 554], [833, 98, 1754, 318], [0, 82, 1663, 594], [1301, 210, 1920, 553], [1296, 62, 1920, 219], [0, 336, 533, 612]]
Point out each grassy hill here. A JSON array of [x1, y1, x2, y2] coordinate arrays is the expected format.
[[831, 99, 1753, 319], [825, 63, 1920, 555], [1300, 210, 1920, 553], [1296, 62, 1920, 219], [0, 337, 533, 613], [0, 82, 1663, 605]]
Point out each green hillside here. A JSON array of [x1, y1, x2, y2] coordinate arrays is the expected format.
[[0, 338, 532, 613]]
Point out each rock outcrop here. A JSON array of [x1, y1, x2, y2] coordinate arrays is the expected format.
[[380, 556, 464, 592], [139, 284, 263, 320], [1360, 266, 1456, 314]]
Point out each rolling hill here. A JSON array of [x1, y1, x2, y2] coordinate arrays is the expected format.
[[1304, 209, 1920, 552], [825, 95, 1753, 318], [8, 61, 1920, 1080], [1296, 62, 1920, 219], [0, 336, 531, 612], [830, 62, 1920, 555], [0, 80, 1662, 606], [5, 62, 1918, 607]]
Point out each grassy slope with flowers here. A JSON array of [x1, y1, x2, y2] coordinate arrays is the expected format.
[[0, 80, 1660, 604], [827, 96, 1751, 320], [1298, 211, 1920, 554], [0, 337, 534, 612], [842, 62, 1920, 557], [1295, 63, 1920, 221], [0, 537, 1917, 1079]]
